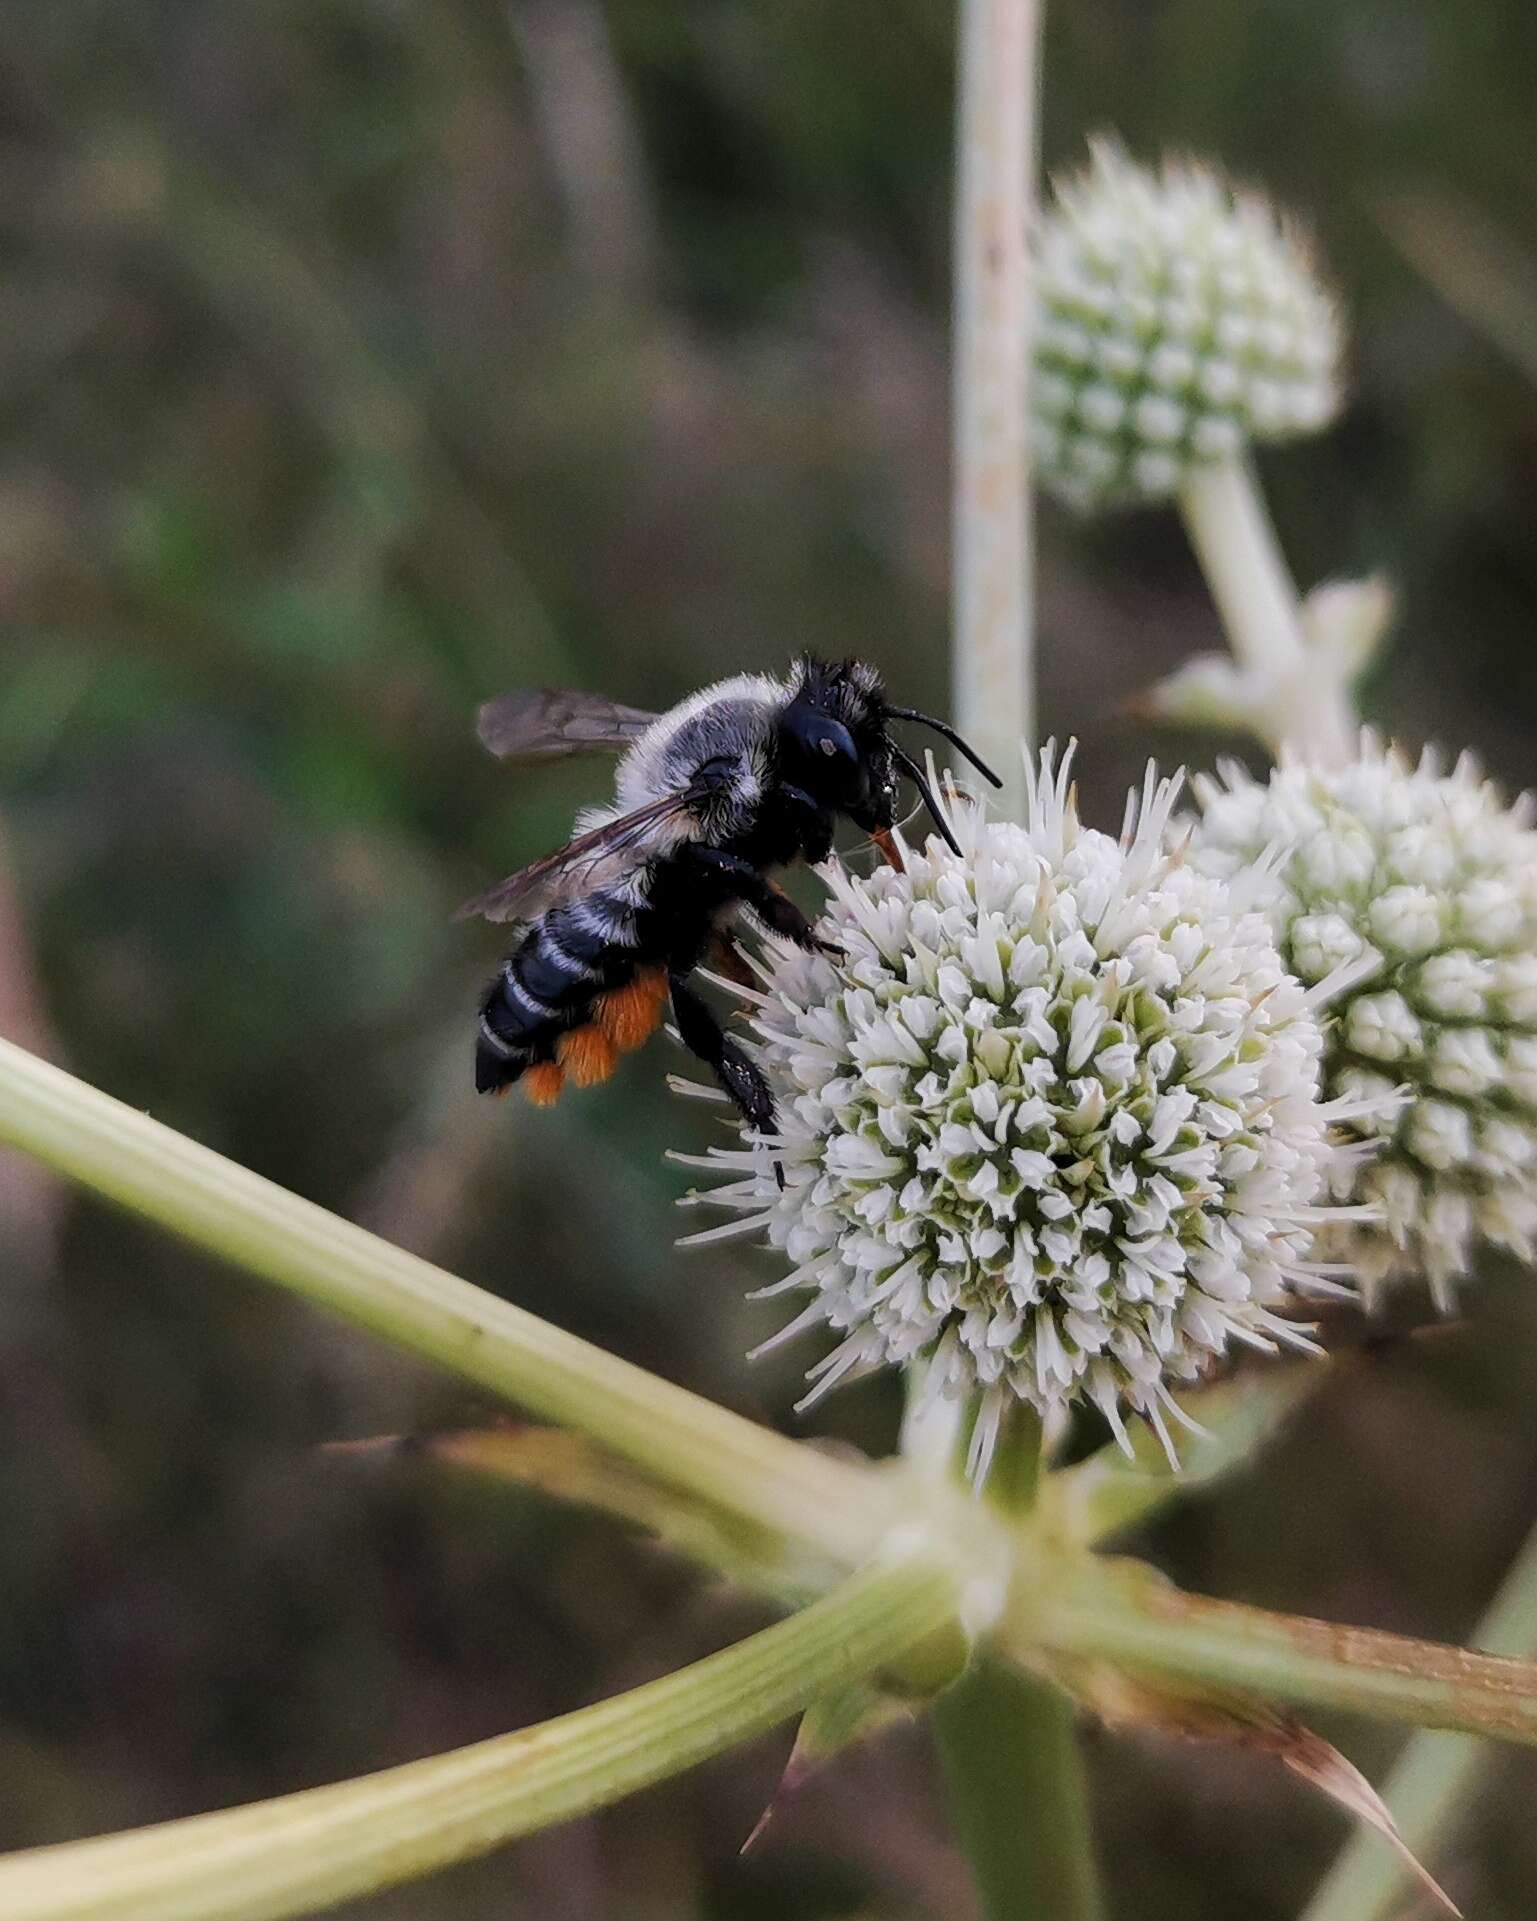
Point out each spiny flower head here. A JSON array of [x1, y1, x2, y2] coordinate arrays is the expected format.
[[676, 752, 1378, 1481], [1190, 736, 1537, 1303], [1034, 141, 1342, 510]]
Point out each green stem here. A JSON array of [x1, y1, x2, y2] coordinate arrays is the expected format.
[[1299, 1520, 1537, 1921], [936, 1662, 1105, 1921], [933, 1404, 1107, 1920], [0, 1038, 887, 1565], [0, 1558, 958, 1921], [1179, 456, 1306, 679], [1177, 455, 1354, 763], [951, 0, 1041, 816], [1021, 1555, 1537, 1745]]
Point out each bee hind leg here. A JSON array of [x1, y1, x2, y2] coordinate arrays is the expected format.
[[668, 974, 784, 1189]]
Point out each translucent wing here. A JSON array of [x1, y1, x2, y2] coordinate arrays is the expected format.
[[456, 786, 702, 925], [476, 688, 658, 761]]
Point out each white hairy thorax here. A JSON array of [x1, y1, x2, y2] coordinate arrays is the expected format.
[[573, 672, 785, 856]]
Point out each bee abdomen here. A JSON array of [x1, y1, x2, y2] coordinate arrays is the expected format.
[[476, 892, 662, 1102]]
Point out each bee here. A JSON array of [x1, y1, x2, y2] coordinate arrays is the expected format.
[[459, 656, 999, 1135]]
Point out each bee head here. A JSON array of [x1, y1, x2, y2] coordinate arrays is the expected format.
[[780, 657, 896, 829], [782, 656, 1003, 856]]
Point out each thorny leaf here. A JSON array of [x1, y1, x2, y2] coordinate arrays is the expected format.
[[1068, 1666, 1460, 1918], [741, 1682, 913, 1855], [1300, 575, 1395, 677], [1044, 1363, 1326, 1544], [327, 1425, 842, 1604], [1280, 1728, 1461, 1921]]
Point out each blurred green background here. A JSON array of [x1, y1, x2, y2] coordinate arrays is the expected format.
[[2, 3, 1537, 1916]]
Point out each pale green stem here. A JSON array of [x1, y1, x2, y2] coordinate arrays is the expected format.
[[1178, 454, 1355, 764], [1299, 1520, 1537, 1921], [0, 1038, 889, 1565], [1179, 456, 1306, 679], [936, 1662, 1105, 1921], [0, 1557, 959, 1921], [932, 1404, 1105, 1921], [951, 0, 1040, 816], [1018, 1555, 1537, 1744]]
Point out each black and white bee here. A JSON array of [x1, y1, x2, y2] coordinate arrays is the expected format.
[[460, 656, 999, 1135]]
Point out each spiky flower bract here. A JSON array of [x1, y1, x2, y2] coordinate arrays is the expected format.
[[1191, 736, 1537, 1302], [1033, 141, 1342, 511], [676, 753, 1376, 1482]]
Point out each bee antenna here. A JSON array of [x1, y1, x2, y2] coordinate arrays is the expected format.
[[890, 743, 963, 857], [884, 707, 1002, 788]]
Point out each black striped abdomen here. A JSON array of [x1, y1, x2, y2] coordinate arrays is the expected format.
[[476, 892, 639, 1097]]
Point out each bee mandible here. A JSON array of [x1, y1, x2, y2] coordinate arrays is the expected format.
[[460, 656, 1000, 1136]]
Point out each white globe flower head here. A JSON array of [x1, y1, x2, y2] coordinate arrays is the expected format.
[[1191, 735, 1537, 1304], [1034, 141, 1342, 511], [674, 750, 1382, 1484]]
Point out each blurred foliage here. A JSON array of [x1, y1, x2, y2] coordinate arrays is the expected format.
[[1, 2, 1536, 1916]]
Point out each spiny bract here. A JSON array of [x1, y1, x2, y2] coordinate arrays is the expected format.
[[1034, 141, 1341, 511], [676, 751, 1379, 1482], [1191, 736, 1537, 1303]]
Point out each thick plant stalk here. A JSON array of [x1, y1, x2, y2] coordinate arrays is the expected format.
[[951, 0, 1039, 815], [1178, 456, 1354, 762], [0, 1557, 960, 1921], [1299, 1520, 1537, 1921], [930, 1402, 1106, 1920], [932, 1409, 1105, 1920], [936, 1662, 1104, 1921], [0, 1038, 889, 1565]]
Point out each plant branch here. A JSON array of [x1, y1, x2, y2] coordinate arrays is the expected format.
[[1021, 1554, 1537, 1746], [0, 1557, 959, 1921], [1299, 1519, 1537, 1921], [0, 1038, 892, 1565]]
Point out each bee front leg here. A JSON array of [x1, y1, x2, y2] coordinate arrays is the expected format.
[[779, 784, 835, 866], [668, 973, 784, 1187], [685, 846, 842, 958]]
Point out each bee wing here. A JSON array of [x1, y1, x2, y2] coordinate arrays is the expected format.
[[455, 786, 703, 925], [475, 688, 658, 761]]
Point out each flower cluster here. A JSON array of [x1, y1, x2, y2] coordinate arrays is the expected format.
[[1191, 737, 1537, 1301], [677, 754, 1379, 1479], [1033, 142, 1341, 511]]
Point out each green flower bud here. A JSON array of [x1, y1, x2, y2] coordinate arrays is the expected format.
[[1191, 737, 1537, 1302], [1034, 142, 1342, 510]]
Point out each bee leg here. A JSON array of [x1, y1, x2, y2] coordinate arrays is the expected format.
[[706, 931, 759, 995], [688, 846, 841, 958], [668, 973, 783, 1185], [753, 881, 845, 959], [753, 885, 844, 963], [779, 784, 835, 865]]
